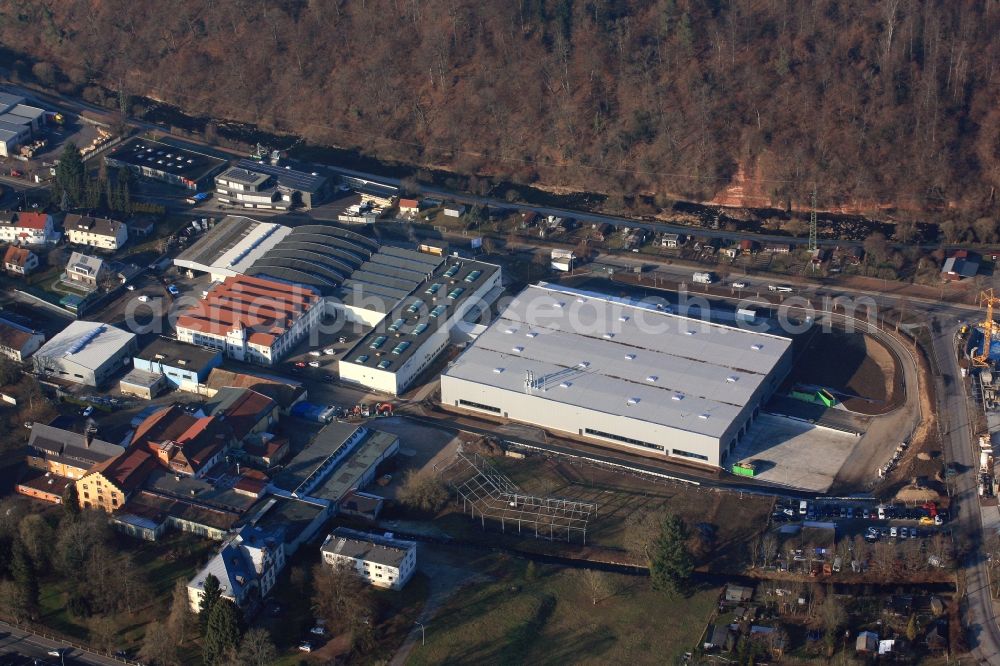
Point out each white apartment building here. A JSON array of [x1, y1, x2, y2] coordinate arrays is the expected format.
[[0, 212, 57, 246], [320, 527, 417, 590], [65, 214, 128, 251]]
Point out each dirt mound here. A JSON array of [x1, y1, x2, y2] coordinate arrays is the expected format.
[[785, 329, 903, 415]]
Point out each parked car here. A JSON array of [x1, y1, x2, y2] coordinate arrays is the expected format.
[[919, 516, 935, 526], [890, 526, 898, 538], [298, 642, 313, 652], [309, 350, 322, 357], [295, 362, 306, 368], [126, 284, 135, 291], [167, 284, 180, 296], [310, 626, 326, 636], [308, 361, 320, 368], [137, 295, 150, 302], [323, 348, 335, 355], [80, 406, 94, 417]]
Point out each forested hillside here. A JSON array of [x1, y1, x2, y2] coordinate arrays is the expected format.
[[3, 0, 1000, 220]]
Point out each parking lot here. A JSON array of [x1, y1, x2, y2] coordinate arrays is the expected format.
[[771, 499, 949, 541]]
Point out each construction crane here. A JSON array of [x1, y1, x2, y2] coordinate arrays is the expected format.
[[807, 186, 818, 253], [971, 289, 1000, 367]]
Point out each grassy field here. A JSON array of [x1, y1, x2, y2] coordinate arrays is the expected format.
[[406, 556, 718, 666]]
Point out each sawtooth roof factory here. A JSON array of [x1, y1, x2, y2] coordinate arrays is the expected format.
[[440, 284, 793, 469], [173, 214, 503, 387]]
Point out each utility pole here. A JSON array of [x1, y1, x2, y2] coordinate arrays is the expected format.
[[808, 186, 818, 253]]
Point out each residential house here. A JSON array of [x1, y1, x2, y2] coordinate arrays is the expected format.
[[187, 524, 287, 612], [0, 318, 44, 362], [76, 447, 158, 512], [942, 250, 980, 281], [661, 233, 683, 248], [0, 211, 57, 245], [131, 404, 234, 478], [320, 527, 417, 590], [3, 245, 38, 275], [64, 252, 109, 291], [398, 198, 420, 216], [65, 214, 128, 251], [740, 239, 756, 255], [722, 244, 740, 259]]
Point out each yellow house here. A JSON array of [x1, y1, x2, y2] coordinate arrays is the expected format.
[[77, 447, 156, 513]]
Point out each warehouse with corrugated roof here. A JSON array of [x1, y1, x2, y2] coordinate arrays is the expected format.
[[440, 283, 794, 468]]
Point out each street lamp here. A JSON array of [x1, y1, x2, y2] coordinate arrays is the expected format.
[[416, 621, 426, 646]]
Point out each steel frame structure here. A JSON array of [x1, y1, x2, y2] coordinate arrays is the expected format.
[[436, 451, 596, 543]]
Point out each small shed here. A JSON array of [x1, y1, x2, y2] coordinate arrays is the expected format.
[[119, 368, 166, 400], [444, 204, 466, 218], [856, 631, 879, 653], [703, 624, 734, 651], [724, 583, 753, 603]]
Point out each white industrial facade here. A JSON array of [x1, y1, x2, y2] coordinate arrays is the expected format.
[[338, 259, 501, 395], [33, 320, 137, 387], [440, 284, 793, 468]]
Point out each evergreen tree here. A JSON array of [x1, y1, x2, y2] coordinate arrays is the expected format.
[[10, 539, 38, 616], [62, 484, 81, 519], [202, 598, 240, 665], [649, 514, 693, 595], [54, 142, 85, 207], [198, 573, 222, 631], [906, 613, 919, 641]]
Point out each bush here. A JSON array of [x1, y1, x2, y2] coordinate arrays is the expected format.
[[396, 470, 449, 514]]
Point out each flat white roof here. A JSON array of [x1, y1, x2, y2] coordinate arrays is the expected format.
[[443, 284, 792, 439], [35, 320, 136, 371]]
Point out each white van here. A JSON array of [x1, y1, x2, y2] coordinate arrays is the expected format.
[[799, 500, 808, 515], [877, 506, 887, 520]]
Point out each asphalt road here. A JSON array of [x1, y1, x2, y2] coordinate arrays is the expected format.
[[0, 621, 126, 666], [930, 320, 1000, 660]]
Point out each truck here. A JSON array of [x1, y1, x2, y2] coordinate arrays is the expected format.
[[692, 272, 715, 284], [185, 192, 211, 205]]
